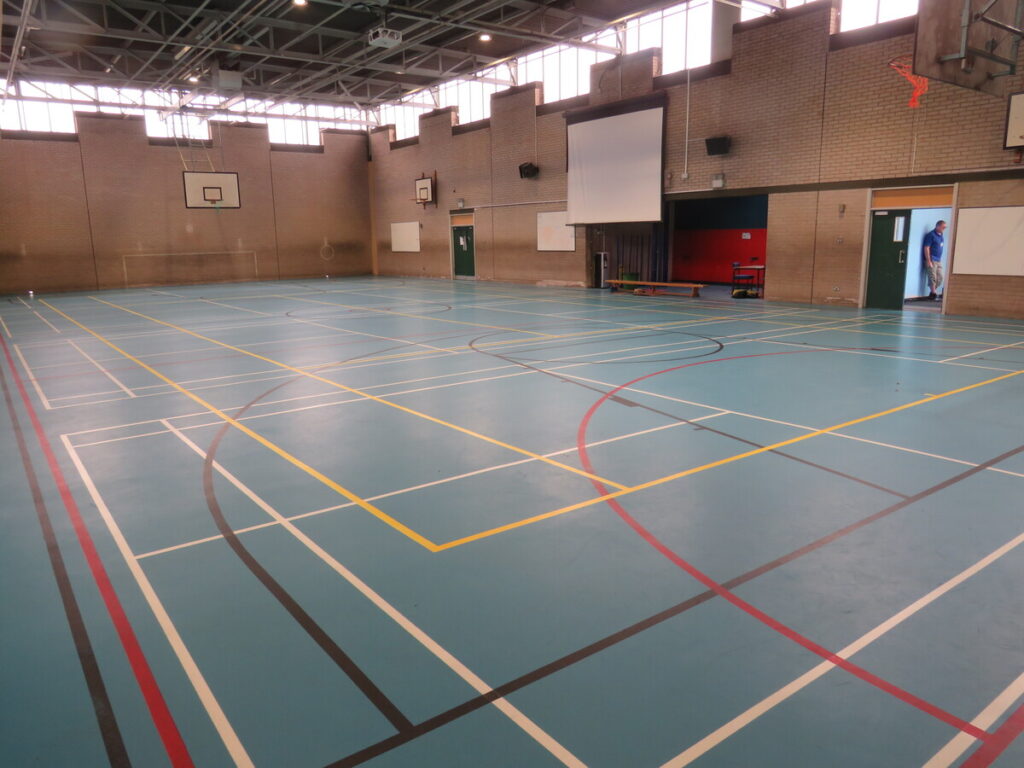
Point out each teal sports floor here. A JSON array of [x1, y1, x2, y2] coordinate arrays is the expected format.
[[2, 276, 1024, 768]]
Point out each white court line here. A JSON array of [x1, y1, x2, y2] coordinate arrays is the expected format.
[[67, 340, 137, 397], [60, 436, 254, 768], [660, 528, 1024, 768], [67, 314, 884, 441], [65, 314, 896, 437], [13, 343, 52, 410], [939, 339, 1024, 364], [556, 374, 1024, 482], [134, 414, 729, 560], [0, 313, 11, 338], [16, 297, 63, 334], [160, 421, 586, 768], [191, 296, 460, 355], [755, 338, 1017, 373], [923, 669, 1024, 767]]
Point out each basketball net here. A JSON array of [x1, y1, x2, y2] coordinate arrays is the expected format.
[[889, 55, 929, 108]]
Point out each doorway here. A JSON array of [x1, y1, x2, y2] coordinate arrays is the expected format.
[[865, 186, 954, 311], [866, 209, 911, 310], [452, 225, 475, 278]]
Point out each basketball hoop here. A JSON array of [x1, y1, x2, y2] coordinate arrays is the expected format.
[[889, 55, 929, 108]]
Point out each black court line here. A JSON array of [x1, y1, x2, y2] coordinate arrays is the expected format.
[[468, 333, 911, 500], [0, 354, 131, 766], [195, 327, 494, 735], [325, 440, 1024, 767]]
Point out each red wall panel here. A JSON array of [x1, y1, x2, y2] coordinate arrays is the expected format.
[[671, 228, 767, 283]]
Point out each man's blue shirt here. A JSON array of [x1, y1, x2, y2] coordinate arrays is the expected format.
[[923, 229, 944, 262]]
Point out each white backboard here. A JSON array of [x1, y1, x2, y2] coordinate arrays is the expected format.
[[537, 211, 577, 251], [183, 171, 240, 209], [390, 221, 421, 252]]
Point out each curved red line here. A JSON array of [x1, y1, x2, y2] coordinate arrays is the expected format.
[[574, 349, 990, 742], [1, 336, 196, 767]]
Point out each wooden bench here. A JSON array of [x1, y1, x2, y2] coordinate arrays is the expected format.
[[606, 279, 704, 298]]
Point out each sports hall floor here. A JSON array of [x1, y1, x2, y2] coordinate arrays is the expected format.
[[2, 276, 1023, 768]]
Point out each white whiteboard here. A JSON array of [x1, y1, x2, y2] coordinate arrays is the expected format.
[[183, 172, 240, 208], [1006, 92, 1024, 149], [952, 206, 1024, 276], [390, 221, 420, 252], [567, 107, 663, 224], [537, 211, 577, 251]]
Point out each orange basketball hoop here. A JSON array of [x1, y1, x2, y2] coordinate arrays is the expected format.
[[889, 55, 929, 108]]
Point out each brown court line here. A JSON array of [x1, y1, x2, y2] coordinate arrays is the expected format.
[[326, 440, 1024, 767]]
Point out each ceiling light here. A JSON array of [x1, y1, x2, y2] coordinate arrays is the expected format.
[[293, 0, 308, 5], [188, 75, 199, 83], [479, 33, 492, 42]]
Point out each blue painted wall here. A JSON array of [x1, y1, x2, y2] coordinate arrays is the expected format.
[[904, 207, 952, 299]]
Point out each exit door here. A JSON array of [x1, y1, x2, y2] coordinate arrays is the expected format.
[[865, 209, 911, 310], [452, 226, 475, 278]]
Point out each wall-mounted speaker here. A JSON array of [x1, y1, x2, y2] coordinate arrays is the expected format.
[[518, 162, 540, 179], [705, 136, 732, 156]]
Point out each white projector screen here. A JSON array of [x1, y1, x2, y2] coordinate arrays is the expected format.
[[567, 106, 663, 224], [952, 206, 1024, 276]]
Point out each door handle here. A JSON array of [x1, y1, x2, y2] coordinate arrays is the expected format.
[[898, 250, 905, 264]]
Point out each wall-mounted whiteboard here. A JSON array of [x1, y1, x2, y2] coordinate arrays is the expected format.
[[537, 211, 577, 251], [567, 106, 664, 224], [1006, 92, 1024, 149], [952, 206, 1024, 276], [390, 221, 420, 252]]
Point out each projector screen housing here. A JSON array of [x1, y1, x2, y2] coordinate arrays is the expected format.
[[566, 95, 665, 225]]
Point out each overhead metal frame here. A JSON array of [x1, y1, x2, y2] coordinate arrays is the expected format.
[[939, 0, 1023, 77], [0, 0, 633, 111]]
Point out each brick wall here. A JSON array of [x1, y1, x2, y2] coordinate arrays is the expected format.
[[945, 179, 1024, 319], [370, 84, 588, 286], [0, 115, 371, 292]]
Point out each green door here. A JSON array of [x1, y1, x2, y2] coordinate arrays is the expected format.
[[865, 209, 911, 310], [452, 226, 475, 277]]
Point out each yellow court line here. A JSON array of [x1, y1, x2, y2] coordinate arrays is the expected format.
[[280, 293, 811, 344], [74, 298, 630, 492], [42, 301, 440, 551], [280, 294, 557, 337], [432, 365, 1024, 550]]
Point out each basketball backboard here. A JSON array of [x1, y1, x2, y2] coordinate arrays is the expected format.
[[914, 0, 1023, 97]]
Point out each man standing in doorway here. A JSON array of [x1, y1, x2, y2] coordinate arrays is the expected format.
[[923, 220, 947, 300]]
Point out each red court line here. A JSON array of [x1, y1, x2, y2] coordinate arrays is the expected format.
[[574, 351, 991, 743], [1, 335, 196, 768], [961, 702, 1024, 767]]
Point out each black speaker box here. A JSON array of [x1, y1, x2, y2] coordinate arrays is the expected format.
[[705, 136, 732, 156], [518, 162, 540, 179]]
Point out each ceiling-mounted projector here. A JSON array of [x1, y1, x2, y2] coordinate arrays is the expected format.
[[368, 27, 402, 48]]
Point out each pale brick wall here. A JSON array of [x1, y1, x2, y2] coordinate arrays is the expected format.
[[945, 179, 1024, 318]]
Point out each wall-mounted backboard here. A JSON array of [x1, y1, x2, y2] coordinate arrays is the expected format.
[[1006, 91, 1024, 148], [390, 221, 421, 252], [183, 171, 241, 209], [914, 0, 1022, 97], [537, 211, 577, 251], [415, 177, 434, 204]]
